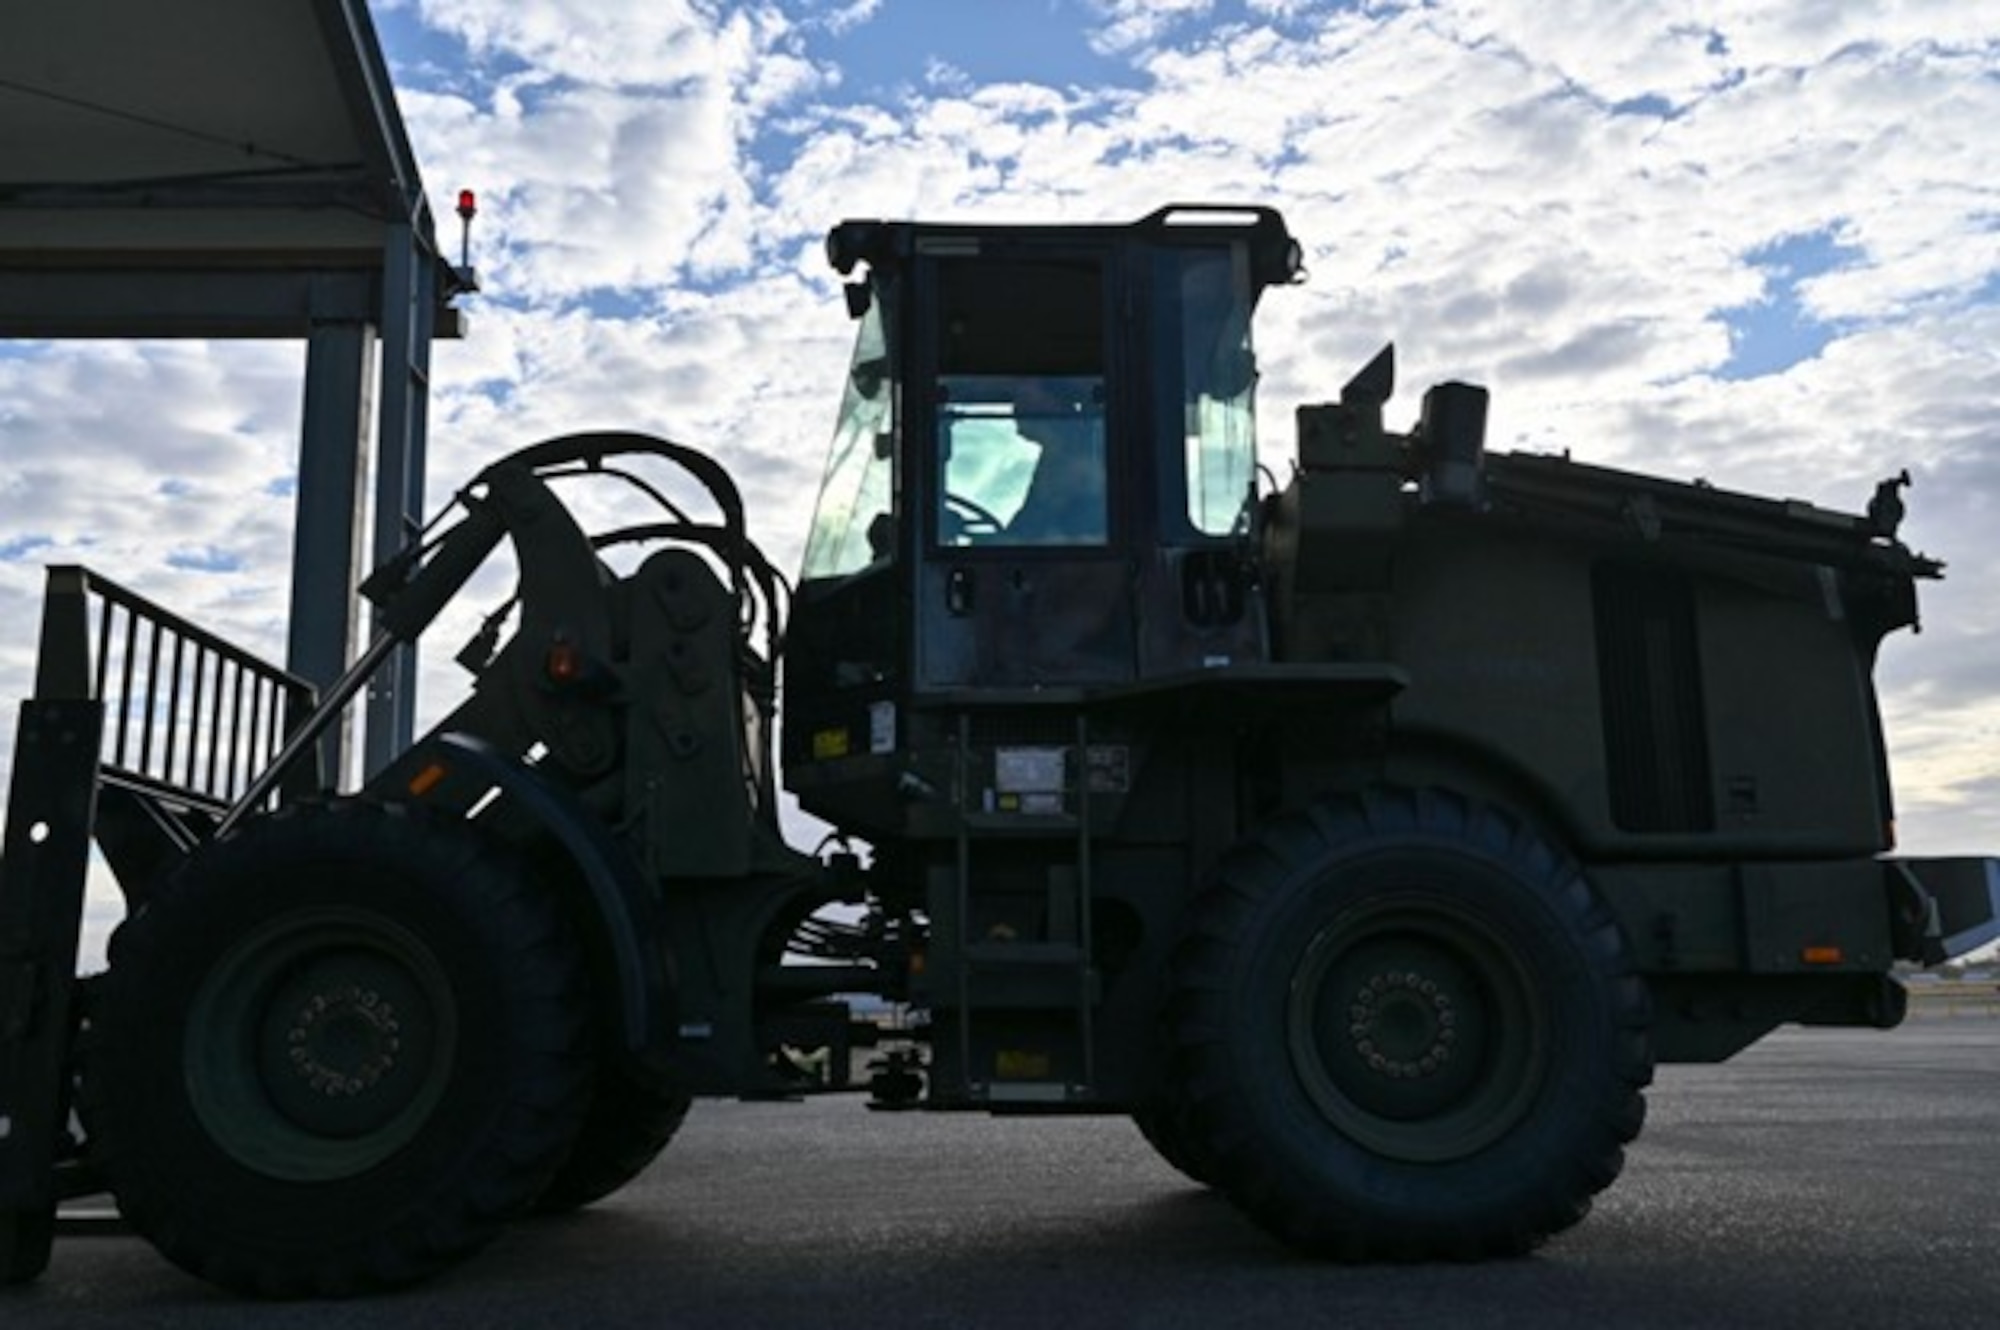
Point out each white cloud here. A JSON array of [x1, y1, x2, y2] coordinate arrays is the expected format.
[[1087, 0, 1217, 54], [0, 343, 303, 601], [415, 0, 751, 87], [397, 1, 830, 299], [807, 0, 882, 39]]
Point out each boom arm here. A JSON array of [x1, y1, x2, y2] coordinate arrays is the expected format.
[[222, 431, 776, 831]]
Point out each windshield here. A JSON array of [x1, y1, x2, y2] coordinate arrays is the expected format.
[[800, 291, 896, 581]]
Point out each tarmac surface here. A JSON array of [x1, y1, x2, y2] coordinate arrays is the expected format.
[[4, 1014, 1995, 1329]]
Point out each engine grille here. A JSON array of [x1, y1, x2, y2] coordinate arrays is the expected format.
[[1593, 562, 1714, 833]]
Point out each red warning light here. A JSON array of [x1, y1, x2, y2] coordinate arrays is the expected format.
[[457, 189, 477, 220], [546, 640, 581, 684]]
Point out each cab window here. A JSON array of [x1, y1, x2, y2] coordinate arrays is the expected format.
[[938, 375, 1105, 545], [1166, 246, 1259, 538], [932, 259, 1107, 547]]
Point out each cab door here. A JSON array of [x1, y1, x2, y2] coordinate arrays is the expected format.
[[913, 245, 1138, 690]]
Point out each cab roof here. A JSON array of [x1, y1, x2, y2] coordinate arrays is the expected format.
[[824, 203, 1305, 293]]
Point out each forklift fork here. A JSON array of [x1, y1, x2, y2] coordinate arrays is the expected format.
[[0, 567, 314, 1282]]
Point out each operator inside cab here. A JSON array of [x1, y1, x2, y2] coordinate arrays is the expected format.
[[938, 374, 1107, 546]]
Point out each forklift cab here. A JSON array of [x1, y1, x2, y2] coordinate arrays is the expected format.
[[784, 206, 1304, 835]]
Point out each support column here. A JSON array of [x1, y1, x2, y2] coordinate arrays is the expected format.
[[287, 313, 377, 788], [364, 222, 435, 776]]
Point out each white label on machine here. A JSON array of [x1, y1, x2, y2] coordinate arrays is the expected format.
[[995, 746, 1066, 794], [868, 700, 897, 754]]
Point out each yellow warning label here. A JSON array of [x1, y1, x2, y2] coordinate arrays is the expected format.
[[812, 728, 851, 760], [995, 1049, 1052, 1080]]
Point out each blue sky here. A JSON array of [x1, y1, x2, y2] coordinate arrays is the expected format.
[[814, 0, 1150, 93], [4, 0, 2000, 888], [1718, 228, 1850, 380]]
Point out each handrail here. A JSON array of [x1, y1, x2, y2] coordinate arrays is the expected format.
[[34, 565, 317, 812]]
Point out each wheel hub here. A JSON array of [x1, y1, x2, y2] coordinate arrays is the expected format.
[[1347, 970, 1457, 1080], [1287, 899, 1545, 1163], [188, 909, 457, 1180], [256, 948, 437, 1140], [283, 984, 404, 1098]]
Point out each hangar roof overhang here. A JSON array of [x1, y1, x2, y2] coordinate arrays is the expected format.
[[0, 0, 467, 772], [0, 0, 466, 338]]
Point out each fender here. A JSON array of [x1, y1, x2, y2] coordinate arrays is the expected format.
[[425, 731, 674, 1060]]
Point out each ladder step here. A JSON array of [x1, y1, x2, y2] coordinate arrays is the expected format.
[[957, 813, 1081, 835], [959, 951, 1097, 1010], [962, 941, 1085, 966], [982, 1081, 1074, 1105]]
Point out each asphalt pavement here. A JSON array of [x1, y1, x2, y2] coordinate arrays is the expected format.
[[4, 1015, 1995, 1329]]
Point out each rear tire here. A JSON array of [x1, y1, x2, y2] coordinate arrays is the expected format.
[[1131, 1094, 1217, 1188], [534, 1063, 691, 1213], [1168, 788, 1652, 1259], [0, 1207, 53, 1285], [83, 802, 592, 1297]]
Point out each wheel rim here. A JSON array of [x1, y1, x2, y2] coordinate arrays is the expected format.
[[1286, 894, 1546, 1163], [187, 907, 458, 1182]]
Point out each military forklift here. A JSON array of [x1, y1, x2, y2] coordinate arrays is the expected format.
[[2, 204, 1996, 1296]]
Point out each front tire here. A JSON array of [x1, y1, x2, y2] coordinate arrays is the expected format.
[[83, 802, 592, 1297], [534, 1062, 691, 1213], [1168, 788, 1652, 1259]]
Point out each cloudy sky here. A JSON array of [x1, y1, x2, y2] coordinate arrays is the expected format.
[[4, 0, 1999, 893]]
